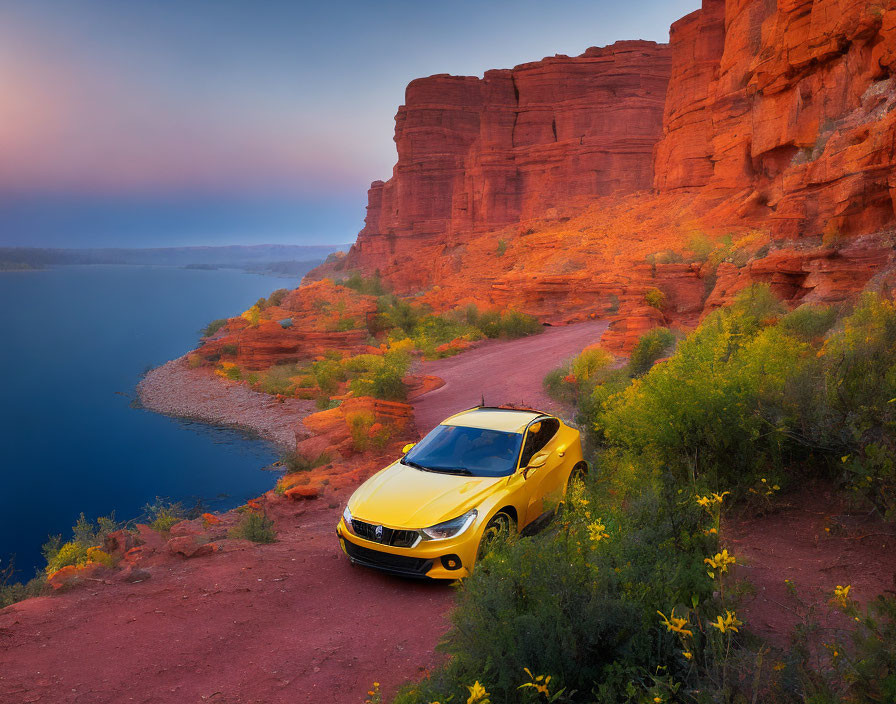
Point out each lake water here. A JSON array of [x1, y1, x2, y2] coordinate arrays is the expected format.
[[1, 266, 290, 579]]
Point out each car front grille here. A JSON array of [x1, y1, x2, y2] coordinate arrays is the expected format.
[[351, 519, 419, 548], [343, 540, 433, 577]]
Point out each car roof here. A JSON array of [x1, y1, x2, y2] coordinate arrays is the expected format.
[[441, 407, 549, 434]]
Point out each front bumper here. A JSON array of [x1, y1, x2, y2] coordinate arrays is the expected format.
[[336, 517, 475, 579]]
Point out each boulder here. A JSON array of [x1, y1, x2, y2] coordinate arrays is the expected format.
[[284, 485, 320, 501], [166, 535, 216, 559], [103, 529, 142, 556]]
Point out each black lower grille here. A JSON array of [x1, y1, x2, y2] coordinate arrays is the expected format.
[[343, 540, 433, 577], [351, 519, 418, 548]]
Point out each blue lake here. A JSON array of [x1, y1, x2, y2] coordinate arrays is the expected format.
[[1, 266, 290, 579]]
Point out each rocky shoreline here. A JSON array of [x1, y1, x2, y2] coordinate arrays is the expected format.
[[137, 356, 316, 450]]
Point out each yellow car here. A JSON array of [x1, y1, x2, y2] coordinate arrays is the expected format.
[[336, 406, 587, 579]]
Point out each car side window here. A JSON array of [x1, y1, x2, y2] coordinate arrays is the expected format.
[[519, 418, 560, 467]]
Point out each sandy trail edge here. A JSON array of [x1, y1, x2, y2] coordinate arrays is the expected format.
[[138, 355, 317, 450]]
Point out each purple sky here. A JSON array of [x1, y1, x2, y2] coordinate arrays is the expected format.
[[0, 0, 698, 247]]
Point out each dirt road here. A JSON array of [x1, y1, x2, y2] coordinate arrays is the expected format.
[[413, 321, 608, 433]]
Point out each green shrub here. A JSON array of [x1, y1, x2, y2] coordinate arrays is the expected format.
[[398, 468, 717, 703], [544, 348, 619, 409], [143, 499, 185, 532], [496, 239, 508, 256], [347, 410, 376, 451], [644, 287, 666, 309], [593, 286, 800, 489], [282, 451, 331, 474], [688, 231, 714, 262], [311, 358, 345, 396], [411, 314, 481, 358], [45, 541, 89, 574], [341, 353, 383, 373], [265, 288, 289, 308], [255, 362, 306, 395], [38, 512, 122, 574], [628, 327, 676, 376], [805, 293, 896, 517], [375, 295, 422, 336], [779, 303, 838, 341], [571, 347, 613, 381], [350, 350, 409, 400], [477, 310, 541, 339], [228, 512, 276, 543], [221, 343, 238, 356], [336, 271, 387, 297], [201, 319, 227, 337], [0, 559, 44, 608], [543, 365, 577, 404], [334, 317, 359, 331]]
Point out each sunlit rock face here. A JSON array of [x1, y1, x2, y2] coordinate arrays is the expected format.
[[346, 40, 673, 289], [307, 0, 896, 353], [655, 0, 896, 240]]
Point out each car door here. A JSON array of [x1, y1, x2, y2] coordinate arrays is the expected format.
[[519, 418, 565, 524]]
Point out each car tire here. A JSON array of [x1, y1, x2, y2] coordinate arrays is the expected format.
[[477, 511, 516, 560], [567, 461, 588, 490], [556, 462, 588, 517]]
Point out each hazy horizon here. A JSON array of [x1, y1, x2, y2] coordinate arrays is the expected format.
[[0, 0, 699, 248]]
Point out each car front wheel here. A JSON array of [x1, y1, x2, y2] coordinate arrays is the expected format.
[[567, 461, 588, 491], [477, 511, 516, 560]]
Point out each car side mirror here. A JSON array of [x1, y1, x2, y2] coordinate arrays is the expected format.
[[523, 451, 550, 478], [402, 443, 416, 454]]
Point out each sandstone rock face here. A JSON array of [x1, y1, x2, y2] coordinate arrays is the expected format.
[[655, 0, 896, 240], [345, 41, 673, 289], [704, 238, 895, 310], [310, 0, 896, 355]]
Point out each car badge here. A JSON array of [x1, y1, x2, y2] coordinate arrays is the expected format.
[[374, 525, 384, 541]]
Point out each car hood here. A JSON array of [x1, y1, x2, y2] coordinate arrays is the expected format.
[[347, 461, 505, 529]]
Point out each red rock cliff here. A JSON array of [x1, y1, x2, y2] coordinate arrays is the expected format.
[[347, 40, 673, 286], [307, 0, 896, 354], [655, 0, 896, 239]]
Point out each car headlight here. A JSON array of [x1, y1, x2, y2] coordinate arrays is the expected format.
[[342, 505, 355, 534], [421, 509, 478, 541]]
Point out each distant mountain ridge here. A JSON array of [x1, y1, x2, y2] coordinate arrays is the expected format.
[[0, 244, 350, 270]]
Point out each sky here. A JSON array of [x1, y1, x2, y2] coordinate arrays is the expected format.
[[0, 0, 699, 248]]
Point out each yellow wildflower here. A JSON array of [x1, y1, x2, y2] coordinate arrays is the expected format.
[[683, 651, 693, 660], [833, 584, 852, 606], [773, 661, 786, 672], [467, 681, 490, 704], [710, 610, 742, 634], [654, 698, 663, 703], [519, 672, 551, 696], [587, 520, 609, 543], [705, 549, 736, 576], [696, 495, 711, 508], [657, 609, 693, 637], [711, 491, 731, 504]]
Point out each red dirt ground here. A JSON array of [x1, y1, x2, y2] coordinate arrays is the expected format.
[[0, 322, 608, 704], [3, 323, 894, 703], [727, 485, 896, 648], [0, 497, 453, 704]]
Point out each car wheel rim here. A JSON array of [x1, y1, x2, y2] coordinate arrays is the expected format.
[[478, 514, 511, 559]]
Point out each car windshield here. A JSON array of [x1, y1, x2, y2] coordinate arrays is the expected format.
[[403, 424, 523, 477]]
